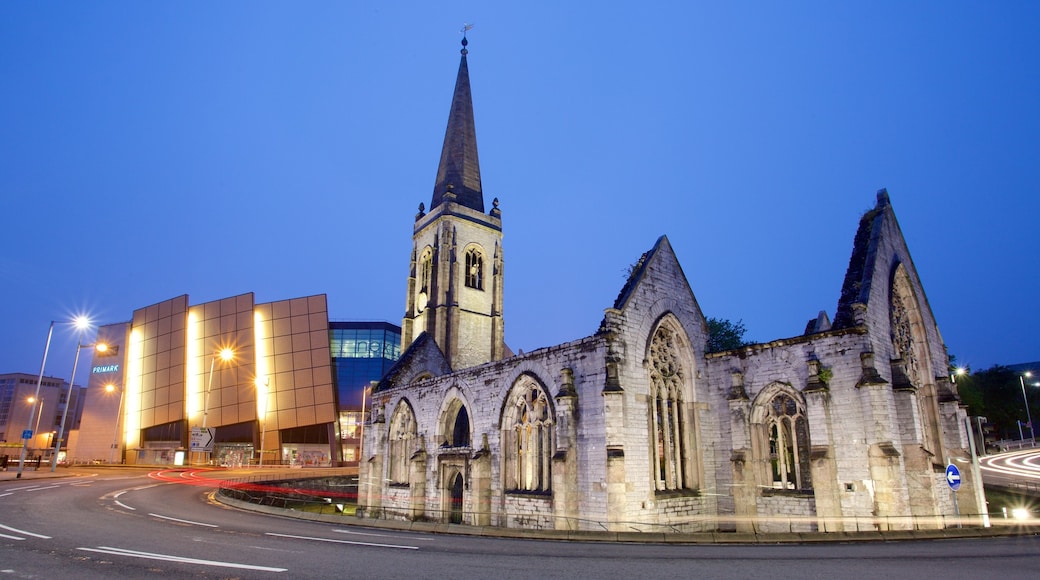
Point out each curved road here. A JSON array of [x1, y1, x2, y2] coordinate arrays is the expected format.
[[1, 467, 1038, 578], [981, 448, 1040, 493]]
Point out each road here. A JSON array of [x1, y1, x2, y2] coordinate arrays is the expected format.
[[1, 467, 1038, 579], [980, 448, 1040, 494]]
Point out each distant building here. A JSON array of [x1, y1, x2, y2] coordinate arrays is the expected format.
[[0, 372, 83, 462], [71, 293, 338, 467], [329, 321, 401, 463]]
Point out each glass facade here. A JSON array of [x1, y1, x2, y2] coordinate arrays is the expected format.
[[329, 322, 401, 410], [329, 321, 401, 464]]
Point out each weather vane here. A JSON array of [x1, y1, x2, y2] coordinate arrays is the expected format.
[[460, 23, 474, 38]]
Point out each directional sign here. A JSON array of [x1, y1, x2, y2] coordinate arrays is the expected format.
[[190, 427, 215, 452], [22, 429, 33, 439], [945, 463, 961, 491]]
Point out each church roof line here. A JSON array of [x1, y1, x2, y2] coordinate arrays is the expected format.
[[832, 189, 889, 329], [431, 36, 484, 213]]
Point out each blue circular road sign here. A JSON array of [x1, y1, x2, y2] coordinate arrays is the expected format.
[[945, 463, 961, 491]]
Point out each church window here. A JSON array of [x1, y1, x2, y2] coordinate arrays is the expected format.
[[465, 249, 483, 290], [502, 376, 553, 493], [752, 385, 812, 491], [890, 264, 943, 459], [442, 399, 471, 447], [647, 322, 698, 492], [388, 401, 417, 485], [419, 249, 432, 293], [452, 406, 470, 446]]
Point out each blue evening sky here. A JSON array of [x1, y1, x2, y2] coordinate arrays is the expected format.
[[2, 2, 1038, 388]]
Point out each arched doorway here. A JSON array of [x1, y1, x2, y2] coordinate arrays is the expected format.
[[449, 472, 464, 524]]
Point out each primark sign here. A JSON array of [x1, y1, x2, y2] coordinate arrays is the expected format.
[[92, 364, 119, 374]]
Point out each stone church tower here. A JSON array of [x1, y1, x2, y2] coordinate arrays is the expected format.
[[359, 39, 982, 535], [401, 36, 505, 370]]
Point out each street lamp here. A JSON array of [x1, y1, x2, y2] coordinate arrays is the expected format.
[[106, 383, 125, 464], [26, 396, 44, 452], [50, 340, 109, 471], [1020, 372, 1035, 446], [16, 317, 90, 478], [198, 347, 234, 465], [257, 376, 270, 468], [202, 347, 235, 430], [16, 321, 56, 478]]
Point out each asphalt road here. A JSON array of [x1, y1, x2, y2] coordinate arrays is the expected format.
[[1, 467, 1038, 579], [981, 448, 1040, 495]]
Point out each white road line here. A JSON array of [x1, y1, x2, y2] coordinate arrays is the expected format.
[[148, 513, 218, 527], [332, 528, 436, 541], [77, 546, 287, 572], [0, 493, 13, 498], [0, 532, 25, 540], [0, 523, 51, 539], [24, 485, 60, 492], [266, 532, 419, 550], [114, 500, 135, 510]]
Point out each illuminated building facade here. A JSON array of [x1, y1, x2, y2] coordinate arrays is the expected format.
[[71, 292, 337, 466], [0, 373, 82, 461], [329, 321, 401, 463]]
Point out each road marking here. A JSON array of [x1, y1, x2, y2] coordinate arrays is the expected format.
[[0, 493, 12, 498], [0, 532, 25, 540], [0, 523, 51, 539], [77, 546, 287, 572], [148, 513, 219, 527], [332, 528, 436, 541], [24, 485, 60, 492], [266, 532, 419, 550], [115, 500, 135, 510]]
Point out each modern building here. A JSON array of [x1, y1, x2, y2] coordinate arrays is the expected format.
[[0, 372, 83, 463], [71, 293, 338, 467], [329, 321, 401, 463], [358, 39, 983, 533]]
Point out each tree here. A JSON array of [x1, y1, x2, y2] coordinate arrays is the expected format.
[[955, 365, 1037, 441], [706, 317, 752, 353]]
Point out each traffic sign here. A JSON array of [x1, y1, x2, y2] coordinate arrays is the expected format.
[[945, 463, 961, 491], [22, 429, 33, 439], [190, 427, 215, 452]]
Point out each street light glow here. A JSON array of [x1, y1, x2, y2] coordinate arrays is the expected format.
[[219, 347, 234, 362]]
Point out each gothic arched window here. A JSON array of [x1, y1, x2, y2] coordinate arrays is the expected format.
[[753, 389, 812, 491], [465, 248, 483, 290], [891, 264, 943, 458], [647, 322, 698, 492], [502, 376, 553, 493], [441, 399, 470, 448], [419, 248, 433, 294], [388, 401, 417, 485]]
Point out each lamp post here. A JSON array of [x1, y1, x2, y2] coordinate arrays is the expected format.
[[16, 322, 55, 478], [27, 396, 44, 453], [50, 340, 108, 471], [359, 383, 372, 463], [107, 383, 125, 464], [16, 317, 91, 478], [1020, 372, 1035, 446], [199, 347, 233, 464], [257, 376, 270, 468], [202, 348, 234, 430]]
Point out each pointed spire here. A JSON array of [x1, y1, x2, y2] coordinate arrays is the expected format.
[[431, 35, 484, 212]]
